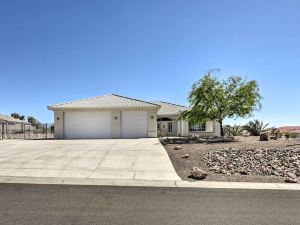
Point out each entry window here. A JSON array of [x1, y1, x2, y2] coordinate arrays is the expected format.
[[189, 123, 206, 132], [168, 122, 173, 132]]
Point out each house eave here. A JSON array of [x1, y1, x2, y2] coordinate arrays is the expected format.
[[48, 106, 161, 111]]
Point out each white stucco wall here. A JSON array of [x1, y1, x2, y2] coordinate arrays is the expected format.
[[52, 109, 158, 139], [111, 111, 121, 138], [158, 120, 177, 137], [54, 111, 64, 139], [147, 110, 158, 137], [178, 120, 221, 137]]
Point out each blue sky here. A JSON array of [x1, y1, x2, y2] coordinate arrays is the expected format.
[[0, 0, 299, 126]]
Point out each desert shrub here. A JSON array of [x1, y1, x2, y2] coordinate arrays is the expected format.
[[285, 132, 291, 138], [244, 119, 269, 136], [224, 125, 243, 136]]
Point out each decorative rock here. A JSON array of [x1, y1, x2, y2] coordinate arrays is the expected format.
[[202, 147, 300, 180], [161, 136, 236, 145], [273, 171, 280, 176], [287, 172, 297, 179], [190, 167, 208, 180], [174, 145, 183, 150], [285, 177, 298, 183], [240, 169, 248, 175], [181, 154, 189, 159], [259, 133, 269, 141]]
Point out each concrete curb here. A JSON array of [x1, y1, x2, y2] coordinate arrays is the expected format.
[[0, 176, 299, 190]]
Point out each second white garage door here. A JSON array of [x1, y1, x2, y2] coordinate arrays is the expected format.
[[64, 111, 112, 139], [121, 111, 148, 138]]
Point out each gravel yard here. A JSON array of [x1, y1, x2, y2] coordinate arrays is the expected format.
[[163, 136, 300, 183]]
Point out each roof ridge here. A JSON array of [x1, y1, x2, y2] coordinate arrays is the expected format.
[[48, 94, 161, 108], [48, 94, 113, 107], [278, 126, 300, 127], [0, 114, 29, 124], [151, 100, 187, 108], [111, 94, 161, 107]]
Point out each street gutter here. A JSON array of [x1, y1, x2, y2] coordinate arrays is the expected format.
[[0, 176, 299, 190]]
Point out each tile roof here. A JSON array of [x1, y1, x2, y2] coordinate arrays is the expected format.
[[277, 126, 300, 133], [0, 114, 29, 124], [48, 94, 161, 110], [150, 101, 187, 116]]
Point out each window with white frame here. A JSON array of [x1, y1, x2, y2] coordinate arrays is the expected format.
[[189, 123, 206, 132], [168, 122, 173, 132]]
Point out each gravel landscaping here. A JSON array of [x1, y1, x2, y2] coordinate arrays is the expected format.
[[163, 136, 300, 183]]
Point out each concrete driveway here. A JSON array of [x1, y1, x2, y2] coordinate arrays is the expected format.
[[0, 139, 180, 181]]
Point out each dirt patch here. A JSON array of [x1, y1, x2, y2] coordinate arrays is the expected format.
[[164, 136, 300, 183]]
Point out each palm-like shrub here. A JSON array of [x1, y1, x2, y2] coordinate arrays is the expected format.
[[224, 125, 243, 136], [243, 119, 269, 136]]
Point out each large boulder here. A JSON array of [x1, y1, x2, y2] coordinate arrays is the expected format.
[[190, 167, 208, 180], [259, 133, 269, 141], [285, 172, 298, 183], [287, 172, 297, 179], [174, 145, 183, 150], [181, 154, 189, 159], [285, 177, 298, 183]]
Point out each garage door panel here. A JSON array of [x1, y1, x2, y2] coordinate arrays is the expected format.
[[64, 111, 111, 139], [121, 111, 148, 138]]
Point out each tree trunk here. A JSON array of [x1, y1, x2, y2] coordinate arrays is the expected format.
[[220, 120, 224, 137]]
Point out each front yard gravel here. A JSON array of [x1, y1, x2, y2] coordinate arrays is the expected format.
[[203, 147, 300, 179], [163, 137, 300, 183]]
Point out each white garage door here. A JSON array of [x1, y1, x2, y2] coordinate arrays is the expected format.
[[64, 111, 111, 139], [121, 111, 148, 138]]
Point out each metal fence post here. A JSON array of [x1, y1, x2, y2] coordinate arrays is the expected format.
[[1, 123, 4, 140], [6, 122, 8, 139]]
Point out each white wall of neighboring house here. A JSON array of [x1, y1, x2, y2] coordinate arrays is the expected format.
[[1, 124, 36, 134], [7, 124, 23, 132]]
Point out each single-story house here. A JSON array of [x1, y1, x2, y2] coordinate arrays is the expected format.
[[277, 126, 300, 138], [48, 94, 220, 139], [151, 101, 220, 137], [0, 114, 30, 139]]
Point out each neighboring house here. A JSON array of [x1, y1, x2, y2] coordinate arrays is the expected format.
[[48, 94, 220, 139], [277, 126, 300, 137], [0, 114, 30, 139], [152, 101, 220, 137]]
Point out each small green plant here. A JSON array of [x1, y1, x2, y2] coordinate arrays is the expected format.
[[243, 119, 269, 136], [224, 125, 243, 136], [284, 132, 291, 138]]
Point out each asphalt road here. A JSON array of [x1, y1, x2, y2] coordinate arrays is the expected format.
[[0, 184, 299, 225]]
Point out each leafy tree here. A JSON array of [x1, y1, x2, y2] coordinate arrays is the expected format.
[[18, 115, 25, 120], [180, 72, 262, 136], [243, 119, 269, 136], [224, 124, 243, 136], [27, 116, 41, 128], [11, 113, 25, 120], [11, 113, 20, 119]]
